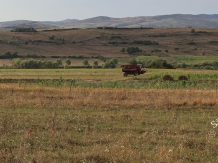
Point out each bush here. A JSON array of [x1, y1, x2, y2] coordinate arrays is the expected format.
[[176, 61, 218, 70], [12, 59, 61, 69], [56, 58, 63, 66], [11, 28, 36, 32], [83, 59, 89, 66], [65, 59, 71, 66], [102, 58, 118, 68], [49, 35, 55, 40], [151, 49, 161, 53], [108, 41, 118, 45], [26, 54, 46, 58], [145, 59, 174, 69], [108, 34, 121, 40], [92, 60, 98, 68], [8, 40, 19, 45], [0, 51, 19, 59], [132, 40, 159, 45], [187, 41, 196, 45], [128, 58, 137, 65], [126, 47, 142, 54], [121, 48, 125, 52], [191, 29, 195, 33]]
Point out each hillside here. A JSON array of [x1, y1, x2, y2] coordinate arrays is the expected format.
[[1, 14, 218, 30], [0, 28, 218, 61], [69, 14, 218, 28]]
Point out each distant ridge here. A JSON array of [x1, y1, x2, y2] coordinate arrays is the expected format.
[[1, 14, 218, 30]]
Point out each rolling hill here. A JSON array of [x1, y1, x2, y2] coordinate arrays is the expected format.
[[1, 14, 218, 30]]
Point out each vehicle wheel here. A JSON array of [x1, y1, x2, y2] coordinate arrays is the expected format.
[[123, 72, 128, 77], [134, 71, 139, 76]]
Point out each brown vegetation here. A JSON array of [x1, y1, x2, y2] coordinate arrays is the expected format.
[[0, 84, 218, 162], [163, 74, 174, 81], [178, 75, 188, 80], [0, 28, 218, 59]]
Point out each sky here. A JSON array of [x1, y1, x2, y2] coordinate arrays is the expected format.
[[0, 0, 217, 22]]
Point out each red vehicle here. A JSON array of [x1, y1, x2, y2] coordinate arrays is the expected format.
[[122, 64, 147, 77]]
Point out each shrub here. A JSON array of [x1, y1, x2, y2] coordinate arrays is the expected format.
[[121, 48, 125, 52], [8, 40, 19, 45], [0, 51, 19, 59], [128, 58, 137, 65], [187, 41, 196, 45], [26, 54, 45, 58], [49, 35, 55, 40], [145, 59, 174, 69], [151, 49, 161, 53], [92, 60, 98, 68], [56, 58, 63, 66], [102, 58, 118, 68], [132, 40, 159, 45], [65, 59, 71, 66], [178, 76, 188, 80], [108, 34, 121, 40], [126, 47, 142, 54], [12, 59, 61, 69], [163, 75, 174, 81], [108, 41, 118, 45], [83, 59, 89, 66], [191, 29, 195, 33], [11, 28, 36, 32]]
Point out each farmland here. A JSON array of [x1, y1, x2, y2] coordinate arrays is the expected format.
[[0, 68, 218, 162], [1, 28, 218, 68], [1, 27, 218, 162]]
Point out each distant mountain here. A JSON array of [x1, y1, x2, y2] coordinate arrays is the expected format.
[[0, 19, 79, 30], [40, 19, 79, 26], [1, 14, 218, 30], [72, 14, 218, 28]]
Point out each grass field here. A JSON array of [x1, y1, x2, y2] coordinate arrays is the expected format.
[[1, 28, 218, 60], [0, 68, 218, 162], [172, 55, 218, 64]]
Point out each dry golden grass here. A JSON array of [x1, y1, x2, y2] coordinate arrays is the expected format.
[[1, 28, 218, 59], [0, 84, 218, 162]]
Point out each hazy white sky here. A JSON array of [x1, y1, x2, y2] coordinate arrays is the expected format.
[[0, 0, 217, 21]]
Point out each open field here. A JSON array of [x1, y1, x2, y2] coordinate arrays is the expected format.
[[1, 68, 218, 83], [1, 28, 218, 59], [1, 28, 218, 68], [0, 69, 218, 162], [0, 83, 218, 162]]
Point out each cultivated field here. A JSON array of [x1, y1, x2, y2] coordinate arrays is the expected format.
[[1, 28, 218, 65], [0, 69, 218, 162]]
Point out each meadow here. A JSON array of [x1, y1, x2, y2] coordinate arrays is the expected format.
[[0, 68, 218, 162]]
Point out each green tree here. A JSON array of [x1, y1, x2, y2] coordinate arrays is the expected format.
[[12, 58, 22, 68], [83, 59, 89, 66], [128, 58, 137, 65], [56, 58, 62, 66], [102, 58, 118, 68], [121, 48, 125, 52], [191, 29, 195, 33], [49, 35, 55, 40], [126, 47, 141, 54], [110, 58, 118, 65], [65, 59, 71, 66], [92, 60, 98, 68]]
